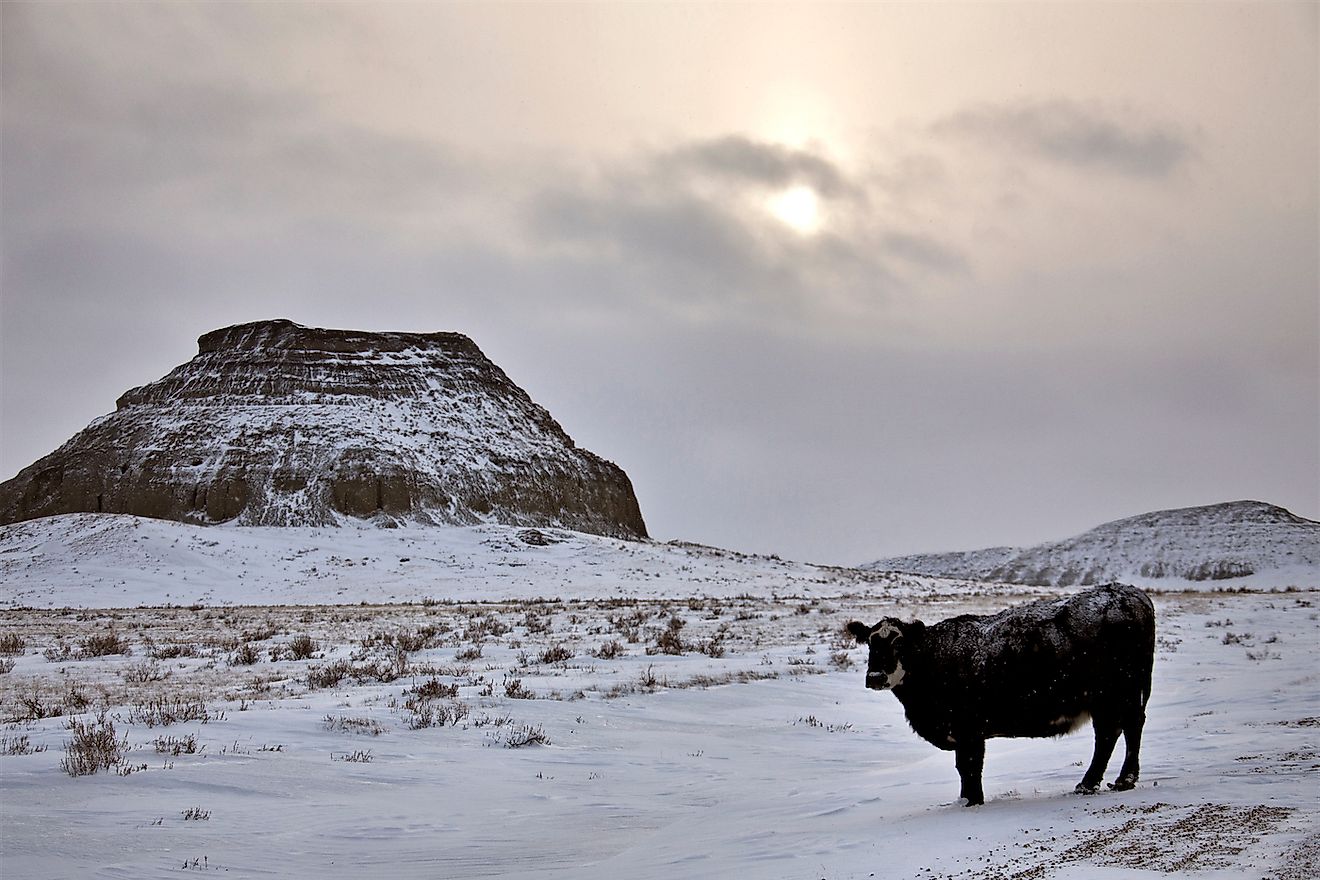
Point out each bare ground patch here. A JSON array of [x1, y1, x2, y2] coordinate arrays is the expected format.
[[945, 802, 1304, 880]]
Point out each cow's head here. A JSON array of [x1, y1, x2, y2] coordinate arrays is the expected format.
[[845, 618, 925, 690]]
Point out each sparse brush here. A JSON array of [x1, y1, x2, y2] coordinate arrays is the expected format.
[[147, 642, 199, 660], [700, 627, 728, 658], [287, 634, 318, 660], [0, 632, 25, 656], [229, 642, 260, 666], [126, 693, 216, 727], [522, 612, 552, 634], [121, 660, 170, 683], [454, 644, 483, 662], [638, 664, 666, 690], [595, 640, 625, 660], [650, 617, 686, 655], [306, 661, 351, 689], [60, 711, 128, 777], [503, 677, 534, 699], [333, 749, 373, 763], [78, 630, 131, 658], [181, 806, 211, 820], [0, 657, 14, 674], [609, 610, 646, 643], [410, 677, 459, 700], [829, 651, 854, 670], [502, 724, 551, 749], [153, 734, 199, 755], [537, 644, 573, 665], [391, 626, 440, 653], [404, 698, 469, 729], [240, 625, 278, 642], [0, 734, 45, 755], [324, 715, 386, 736]]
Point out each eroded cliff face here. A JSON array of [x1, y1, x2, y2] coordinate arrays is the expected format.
[[0, 320, 648, 538]]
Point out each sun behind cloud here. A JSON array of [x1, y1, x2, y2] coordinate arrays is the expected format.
[[766, 184, 822, 235]]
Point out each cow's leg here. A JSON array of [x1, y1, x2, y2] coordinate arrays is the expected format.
[[1076, 717, 1120, 794], [954, 738, 985, 806], [1109, 707, 1146, 791]]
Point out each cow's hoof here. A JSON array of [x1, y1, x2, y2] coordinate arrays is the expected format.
[[1074, 782, 1099, 795], [1108, 776, 1137, 792], [962, 796, 985, 807]]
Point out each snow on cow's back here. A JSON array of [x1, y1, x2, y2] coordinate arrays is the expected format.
[[974, 583, 1151, 638]]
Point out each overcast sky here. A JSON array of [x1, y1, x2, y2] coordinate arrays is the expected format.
[[2, 3, 1316, 564]]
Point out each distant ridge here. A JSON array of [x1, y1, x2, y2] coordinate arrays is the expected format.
[[0, 320, 647, 539], [864, 501, 1319, 587]]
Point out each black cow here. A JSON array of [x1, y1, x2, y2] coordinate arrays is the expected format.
[[846, 583, 1154, 806]]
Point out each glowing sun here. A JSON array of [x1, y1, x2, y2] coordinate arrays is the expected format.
[[767, 185, 822, 235]]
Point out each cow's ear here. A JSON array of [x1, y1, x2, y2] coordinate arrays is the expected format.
[[845, 621, 873, 644]]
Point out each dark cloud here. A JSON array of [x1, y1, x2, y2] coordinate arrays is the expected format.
[[524, 136, 965, 330], [658, 135, 857, 198], [934, 99, 1194, 177]]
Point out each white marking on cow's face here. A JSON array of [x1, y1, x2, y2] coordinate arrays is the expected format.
[[865, 658, 905, 689], [864, 620, 907, 690], [872, 622, 901, 642]]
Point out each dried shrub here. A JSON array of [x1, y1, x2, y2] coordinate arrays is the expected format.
[[332, 750, 373, 763], [146, 641, 199, 660], [11, 682, 90, 722], [502, 724, 551, 748], [522, 611, 552, 634], [60, 711, 128, 777], [1, 734, 44, 755], [638, 664, 666, 691], [651, 617, 686, 655], [125, 693, 216, 727], [241, 624, 278, 642], [403, 698, 469, 729], [829, 651, 854, 670], [595, 640, 625, 660], [153, 734, 199, 755], [229, 642, 260, 666], [121, 660, 170, 684], [306, 661, 351, 689], [454, 644, 483, 662], [392, 626, 441, 653], [324, 715, 386, 736], [78, 630, 131, 658], [410, 677, 459, 700], [537, 644, 573, 665], [287, 634, 318, 660], [0, 633, 25, 655]]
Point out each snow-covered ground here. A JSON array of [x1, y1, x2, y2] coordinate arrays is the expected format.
[[0, 514, 1014, 608], [2, 587, 1316, 879]]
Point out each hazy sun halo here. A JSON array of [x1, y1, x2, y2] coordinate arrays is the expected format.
[[768, 185, 822, 235]]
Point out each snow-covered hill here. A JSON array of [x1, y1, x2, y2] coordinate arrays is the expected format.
[[0, 320, 645, 538], [865, 500, 1320, 588]]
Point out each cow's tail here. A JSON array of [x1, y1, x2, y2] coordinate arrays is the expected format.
[[1139, 592, 1156, 709]]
